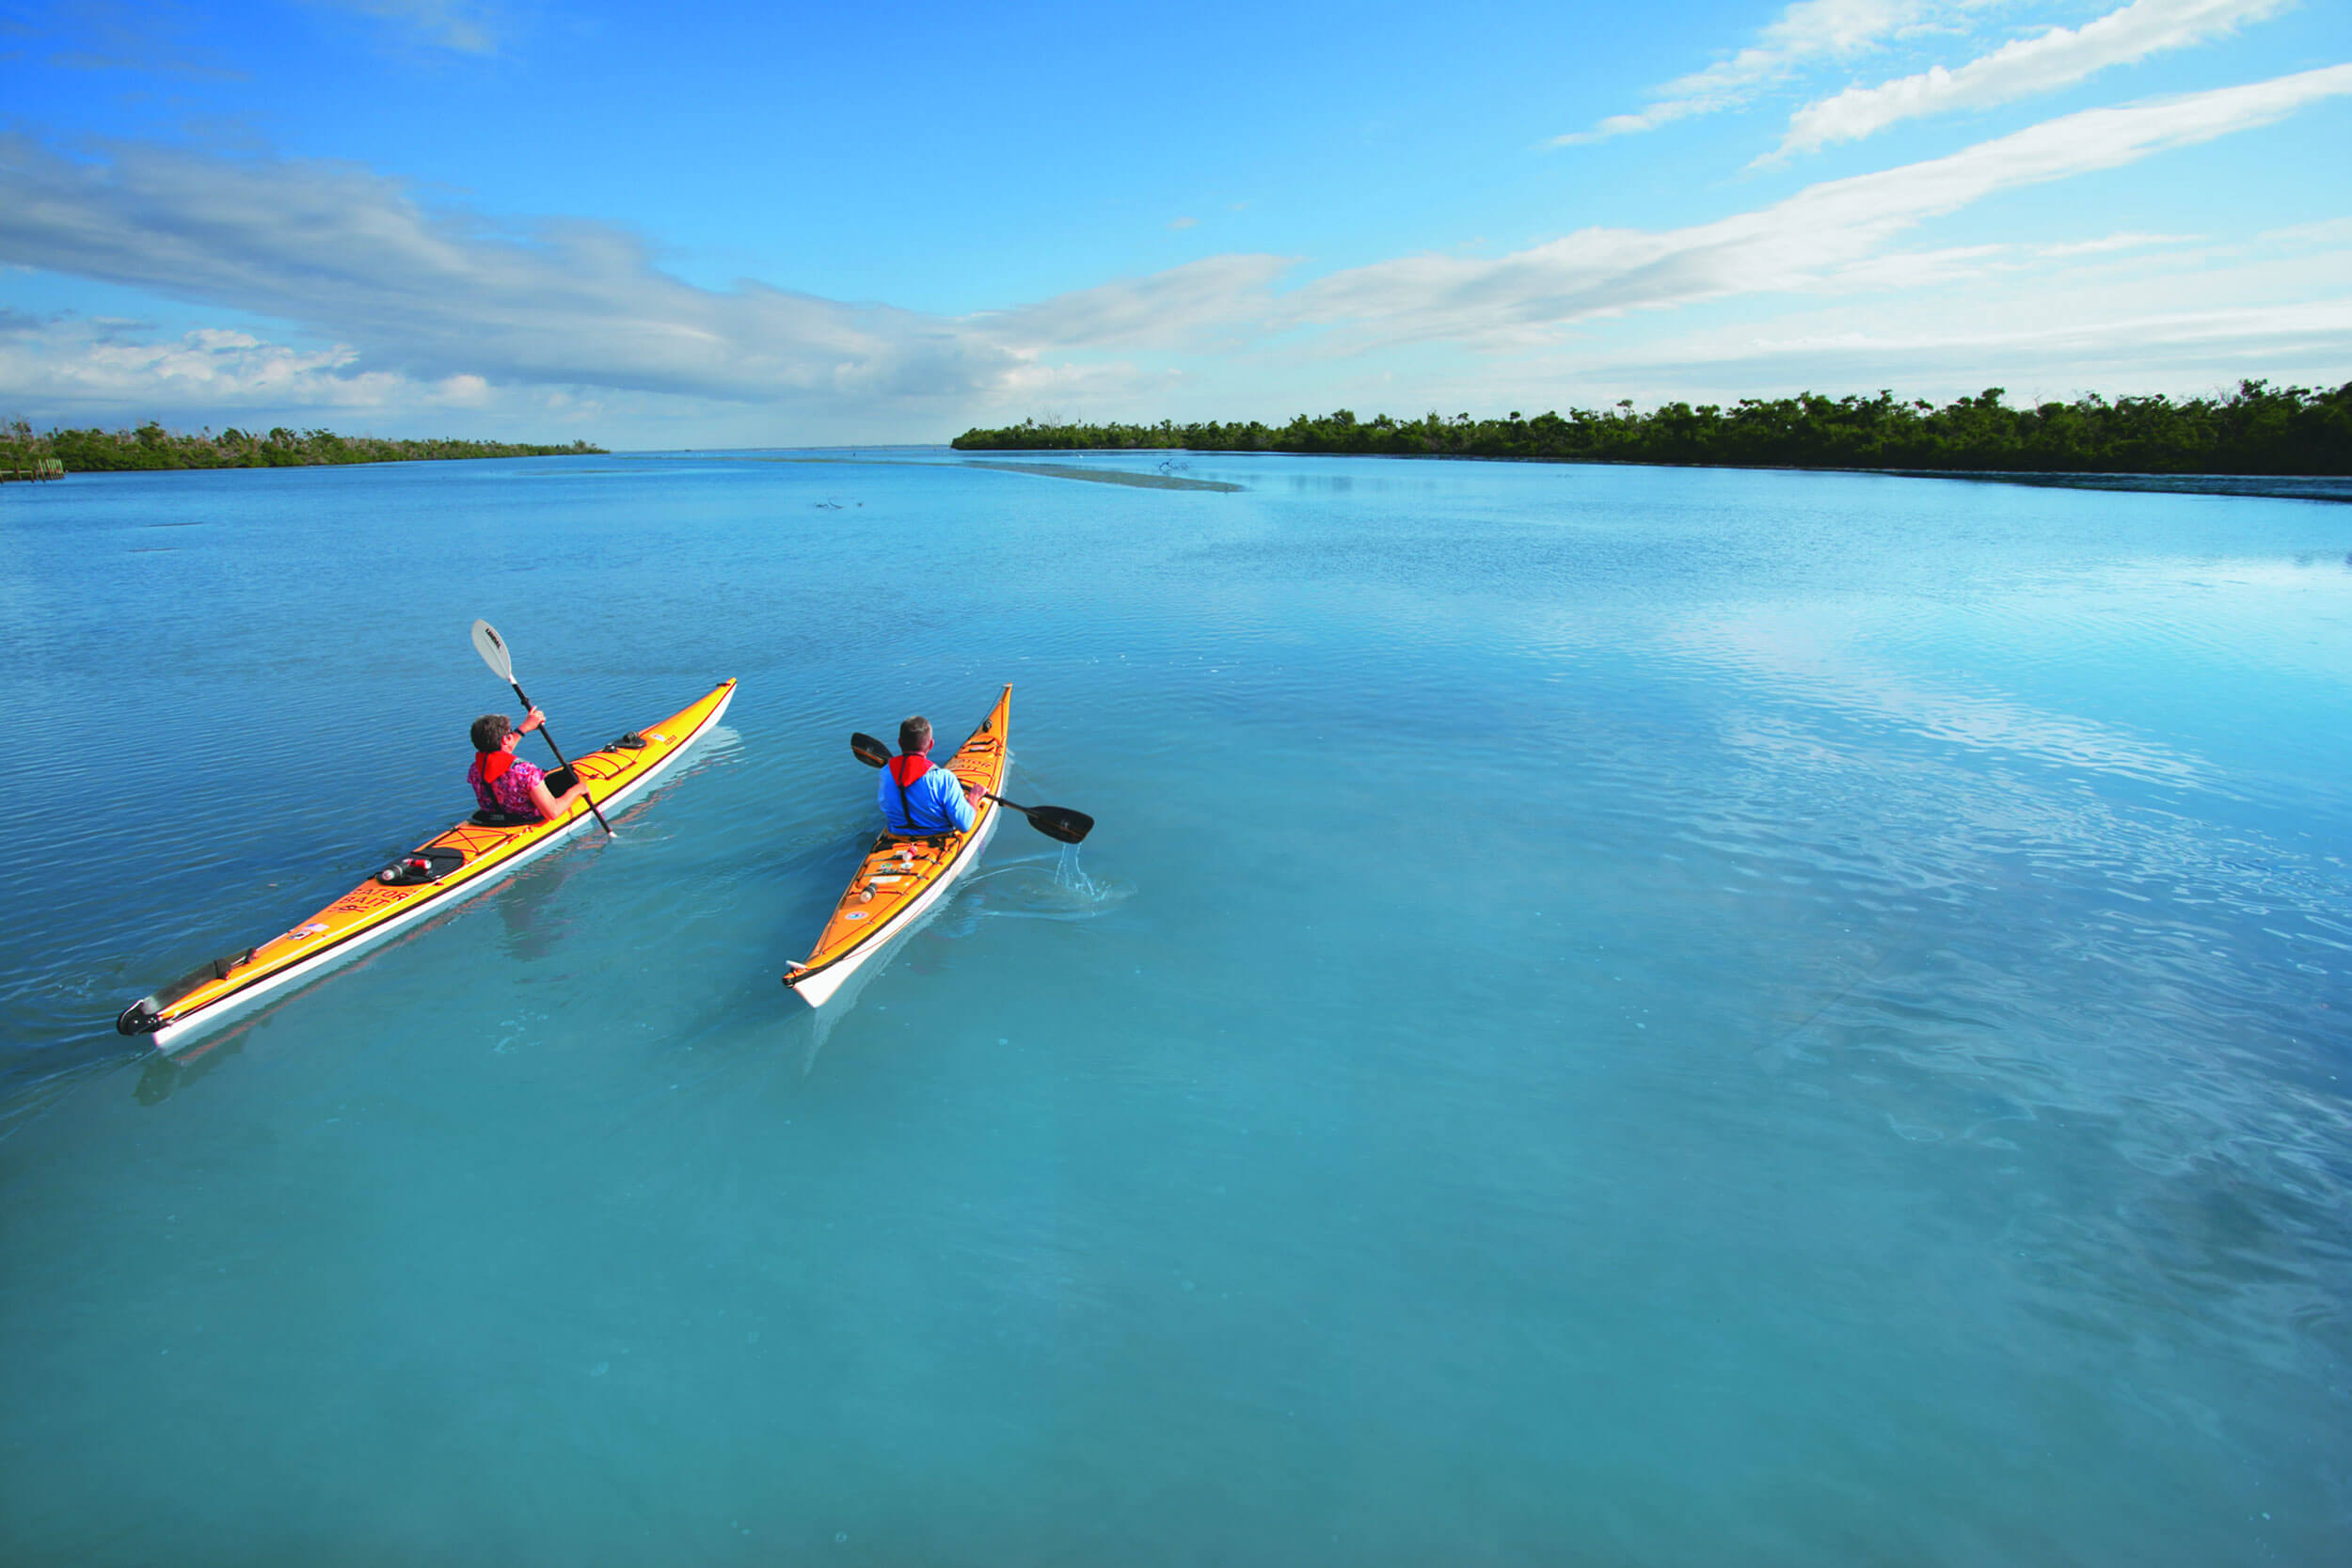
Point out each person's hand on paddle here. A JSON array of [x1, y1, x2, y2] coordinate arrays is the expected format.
[[470, 619, 614, 836]]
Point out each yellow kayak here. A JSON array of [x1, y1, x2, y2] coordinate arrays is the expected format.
[[783, 686, 1010, 1006], [118, 679, 738, 1053]]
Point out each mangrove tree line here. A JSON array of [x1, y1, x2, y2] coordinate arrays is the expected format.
[[953, 380, 2352, 475], [2, 421, 604, 473]]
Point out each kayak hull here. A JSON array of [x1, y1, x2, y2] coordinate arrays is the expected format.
[[786, 808, 1001, 1007], [785, 687, 1009, 1008], [125, 680, 737, 1054]]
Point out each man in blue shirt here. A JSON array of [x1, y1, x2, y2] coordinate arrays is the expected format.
[[879, 715, 981, 835]]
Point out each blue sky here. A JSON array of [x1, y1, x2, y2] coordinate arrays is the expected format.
[[2, 0, 2346, 443]]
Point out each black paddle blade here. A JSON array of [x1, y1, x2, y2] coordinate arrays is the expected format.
[[993, 797, 1092, 844], [1026, 806, 1093, 844], [850, 732, 892, 768]]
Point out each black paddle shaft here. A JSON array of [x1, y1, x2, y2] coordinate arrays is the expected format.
[[505, 677, 613, 835], [984, 794, 1093, 845]]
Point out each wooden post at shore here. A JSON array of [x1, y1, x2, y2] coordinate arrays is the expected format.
[[0, 458, 66, 483]]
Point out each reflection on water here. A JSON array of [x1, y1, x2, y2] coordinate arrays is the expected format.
[[797, 845, 1135, 1076], [134, 1032, 241, 1104], [494, 854, 583, 961]]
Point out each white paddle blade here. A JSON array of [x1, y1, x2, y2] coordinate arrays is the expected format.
[[470, 619, 515, 683]]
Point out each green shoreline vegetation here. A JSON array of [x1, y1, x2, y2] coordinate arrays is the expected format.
[[954, 379, 2352, 476], [2, 420, 603, 475]]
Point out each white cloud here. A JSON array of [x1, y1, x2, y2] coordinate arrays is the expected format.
[[0, 135, 1025, 411], [1554, 0, 1946, 145], [1309, 65, 2352, 346], [314, 0, 501, 54], [0, 315, 495, 413], [1774, 0, 2293, 158], [1474, 218, 2352, 409], [1587, 298, 2352, 390], [23, 0, 246, 80], [2032, 230, 2203, 256], [982, 254, 1295, 352], [2253, 215, 2352, 247], [1817, 242, 2012, 289]]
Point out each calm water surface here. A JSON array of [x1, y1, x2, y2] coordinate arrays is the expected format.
[[4, 451, 2349, 1564]]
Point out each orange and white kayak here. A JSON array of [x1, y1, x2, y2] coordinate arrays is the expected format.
[[783, 686, 1009, 1007], [118, 679, 738, 1054]]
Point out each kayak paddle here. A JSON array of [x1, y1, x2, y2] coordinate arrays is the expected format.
[[850, 731, 1094, 844], [470, 619, 614, 835]]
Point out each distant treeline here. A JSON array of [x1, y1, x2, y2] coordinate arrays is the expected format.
[[954, 380, 2352, 476], [2, 420, 604, 473]]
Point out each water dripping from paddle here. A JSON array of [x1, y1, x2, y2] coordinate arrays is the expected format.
[[1055, 843, 1100, 899]]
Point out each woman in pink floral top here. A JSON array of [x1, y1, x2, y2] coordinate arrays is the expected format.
[[468, 708, 594, 822]]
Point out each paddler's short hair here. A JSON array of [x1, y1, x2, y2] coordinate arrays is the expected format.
[[898, 716, 932, 753], [470, 713, 514, 752]]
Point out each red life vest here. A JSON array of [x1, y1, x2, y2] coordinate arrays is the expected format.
[[473, 750, 516, 812]]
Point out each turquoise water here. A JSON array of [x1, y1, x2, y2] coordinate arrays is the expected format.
[[4, 451, 2350, 1563]]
